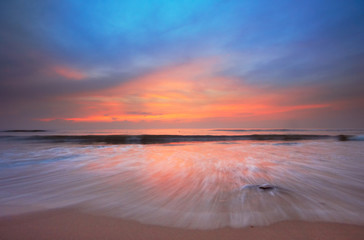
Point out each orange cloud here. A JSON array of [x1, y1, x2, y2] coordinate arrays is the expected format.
[[53, 66, 86, 80], [43, 59, 331, 123]]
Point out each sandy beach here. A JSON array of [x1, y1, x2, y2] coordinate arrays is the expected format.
[[0, 209, 363, 240], [1, 0, 364, 238]]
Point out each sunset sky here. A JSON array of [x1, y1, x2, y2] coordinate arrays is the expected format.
[[1, 0, 363, 129]]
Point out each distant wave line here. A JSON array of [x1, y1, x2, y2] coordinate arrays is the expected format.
[[213, 129, 363, 132], [1, 130, 47, 133], [1, 134, 359, 144]]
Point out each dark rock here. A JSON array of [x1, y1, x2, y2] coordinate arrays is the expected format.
[[258, 184, 275, 191], [240, 183, 277, 192]]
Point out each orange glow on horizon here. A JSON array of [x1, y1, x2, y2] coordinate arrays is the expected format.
[[41, 59, 331, 123]]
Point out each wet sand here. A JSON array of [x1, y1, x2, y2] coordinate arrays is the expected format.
[[0, 209, 363, 240]]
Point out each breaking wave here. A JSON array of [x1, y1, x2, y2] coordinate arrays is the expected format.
[[1, 134, 354, 144]]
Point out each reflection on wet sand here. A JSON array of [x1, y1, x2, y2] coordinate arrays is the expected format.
[[0, 141, 363, 229]]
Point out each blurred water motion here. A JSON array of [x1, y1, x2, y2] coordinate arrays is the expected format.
[[0, 130, 364, 229]]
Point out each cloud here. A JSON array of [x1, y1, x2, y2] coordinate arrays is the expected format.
[[32, 59, 333, 124], [0, 0, 363, 128], [52, 66, 87, 80]]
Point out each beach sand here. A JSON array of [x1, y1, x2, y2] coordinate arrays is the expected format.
[[0, 209, 363, 240]]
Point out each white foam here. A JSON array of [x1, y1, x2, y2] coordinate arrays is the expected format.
[[0, 140, 363, 229]]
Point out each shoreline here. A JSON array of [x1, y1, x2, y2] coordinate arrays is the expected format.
[[0, 209, 363, 240]]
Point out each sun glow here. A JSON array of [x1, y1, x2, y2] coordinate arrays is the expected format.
[[40, 59, 330, 123]]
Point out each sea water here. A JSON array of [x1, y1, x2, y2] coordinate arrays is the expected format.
[[0, 129, 363, 229]]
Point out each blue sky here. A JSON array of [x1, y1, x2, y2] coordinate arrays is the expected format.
[[0, 0, 363, 129]]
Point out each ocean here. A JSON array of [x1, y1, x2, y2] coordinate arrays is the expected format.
[[0, 128, 363, 229]]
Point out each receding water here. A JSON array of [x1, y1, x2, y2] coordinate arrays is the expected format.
[[0, 129, 363, 229]]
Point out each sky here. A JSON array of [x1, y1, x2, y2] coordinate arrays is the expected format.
[[0, 0, 363, 129]]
